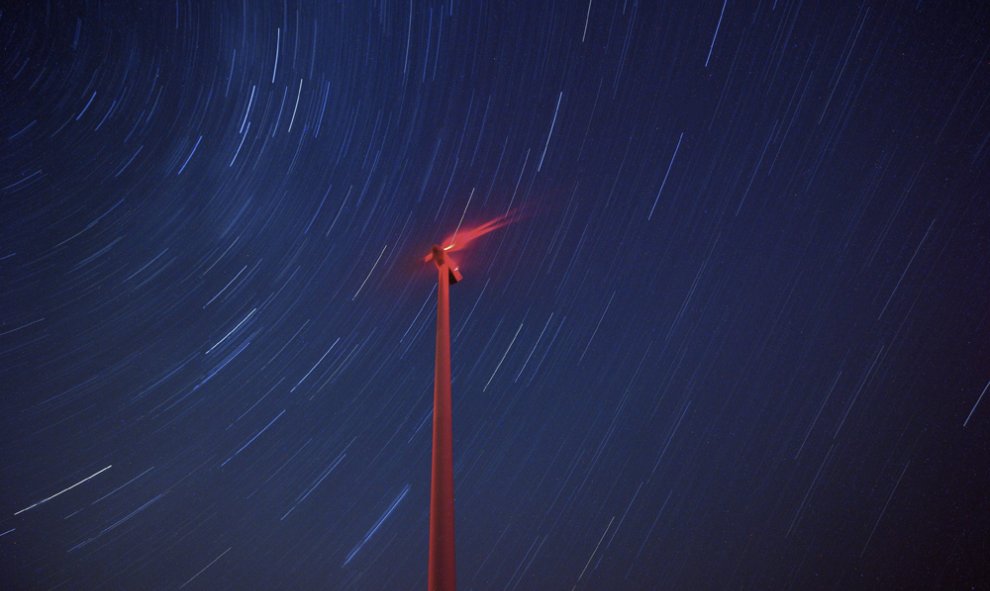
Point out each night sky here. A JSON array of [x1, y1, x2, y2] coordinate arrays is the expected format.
[[2, 1, 989, 589]]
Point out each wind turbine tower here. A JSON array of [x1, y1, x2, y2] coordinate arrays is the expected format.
[[423, 244, 460, 591], [421, 214, 513, 591]]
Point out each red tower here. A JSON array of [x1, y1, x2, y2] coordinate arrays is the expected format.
[[421, 213, 514, 590], [424, 244, 461, 591]]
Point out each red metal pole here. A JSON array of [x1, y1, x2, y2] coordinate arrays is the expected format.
[[428, 259, 457, 591]]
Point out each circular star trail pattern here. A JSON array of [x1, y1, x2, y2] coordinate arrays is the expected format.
[[2, 1, 989, 589]]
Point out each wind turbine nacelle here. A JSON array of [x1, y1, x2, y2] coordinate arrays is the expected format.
[[425, 245, 463, 285]]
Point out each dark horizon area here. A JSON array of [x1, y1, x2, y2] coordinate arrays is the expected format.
[[2, 1, 989, 589]]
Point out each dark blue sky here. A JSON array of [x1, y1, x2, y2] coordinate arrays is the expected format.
[[2, 1, 989, 588]]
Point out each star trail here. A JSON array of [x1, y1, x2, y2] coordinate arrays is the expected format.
[[2, 1, 989, 589]]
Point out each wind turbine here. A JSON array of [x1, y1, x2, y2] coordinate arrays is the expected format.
[[421, 213, 514, 591]]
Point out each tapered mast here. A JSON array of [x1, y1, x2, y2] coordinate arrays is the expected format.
[[422, 214, 509, 589], [428, 245, 460, 591]]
